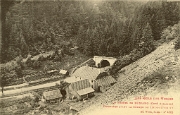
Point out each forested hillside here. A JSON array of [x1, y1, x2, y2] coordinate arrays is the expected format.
[[1, 0, 180, 63]]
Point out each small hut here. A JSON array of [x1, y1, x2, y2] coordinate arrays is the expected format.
[[95, 75, 116, 92], [59, 69, 69, 77], [42, 89, 62, 103], [47, 69, 58, 75]]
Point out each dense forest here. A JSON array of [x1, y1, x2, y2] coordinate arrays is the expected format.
[[1, 0, 180, 63]]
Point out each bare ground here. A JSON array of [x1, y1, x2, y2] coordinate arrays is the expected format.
[[78, 40, 180, 115]]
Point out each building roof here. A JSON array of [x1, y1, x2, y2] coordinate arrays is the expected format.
[[47, 69, 58, 74], [72, 66, 106, 80], [64, 76, 82, 83], [70, 103, 83, 112], [71, 79, 91, 91], [95, 76, 116, 86], [43, 89, 62, 101], [77, 87, 94, 96], [59, 69, 68, 75], [65, 78, 94, 95]]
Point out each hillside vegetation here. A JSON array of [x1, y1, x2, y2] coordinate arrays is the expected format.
[[1, 1, 180, 115], [79, 32, 180, 115], [1, 0, 180, 91], [1, 1, 180, 63]]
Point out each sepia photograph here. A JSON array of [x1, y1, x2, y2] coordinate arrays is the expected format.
[[0, 0, 180, 115]]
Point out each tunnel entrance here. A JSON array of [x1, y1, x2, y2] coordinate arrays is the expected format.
[[100, 60, 110, 67]]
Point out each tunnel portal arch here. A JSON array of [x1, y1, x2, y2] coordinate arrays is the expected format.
[[100, 60, 110, 68], [93, 56, 117, 68]]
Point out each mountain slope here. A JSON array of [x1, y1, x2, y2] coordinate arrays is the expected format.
[[78, 39, 180, 115]]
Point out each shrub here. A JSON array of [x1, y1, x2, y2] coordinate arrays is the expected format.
[[38, 55, 45, 61], [15, 66, 22, 78], [53, 55, 61, 62], [87, 59, 96, 67], [110, 48, 148, 75], [175, 38, 180, 50], [26, 58, 33, 67], [30, 96, 40, 108], [32, 61, 41, 69]]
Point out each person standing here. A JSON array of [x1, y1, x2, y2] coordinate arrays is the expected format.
[[0, 74, 5, 95]]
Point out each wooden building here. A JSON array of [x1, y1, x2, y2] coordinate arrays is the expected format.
[[95, 75, 116, 92], [71, 66, 116, 92], [42, 89, 62, 103], [64, 78, 94, 101]]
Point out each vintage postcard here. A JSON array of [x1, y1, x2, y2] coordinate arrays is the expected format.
[[0, 0, 180, 115]]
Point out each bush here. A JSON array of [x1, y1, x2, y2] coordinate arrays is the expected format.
[[110, 48, 148, 75], [32, 61, 41, 69], [49, 53, 55, 60], [87, 59, 96, 67], [30, 96, 40, 108], [26, 58, 33, 67], [53, 55, 61, 62], [38, 55, 45, 61], [15, 66, 22, 78], [175, 38, 180, 50]]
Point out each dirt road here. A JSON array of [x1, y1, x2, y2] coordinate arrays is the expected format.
[[0, 81, 60, 97]]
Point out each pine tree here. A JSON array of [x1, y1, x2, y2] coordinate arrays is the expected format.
[[84, 39, 93, 56], [20, 30, 29, 57], [99, 42, 107, 56], [141, 23, 155, 55], [1, 0, 15, 63], [163, 2, 179, 26]]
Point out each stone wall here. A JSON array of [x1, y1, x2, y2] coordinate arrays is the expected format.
[[93, 56, 117, 67]]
